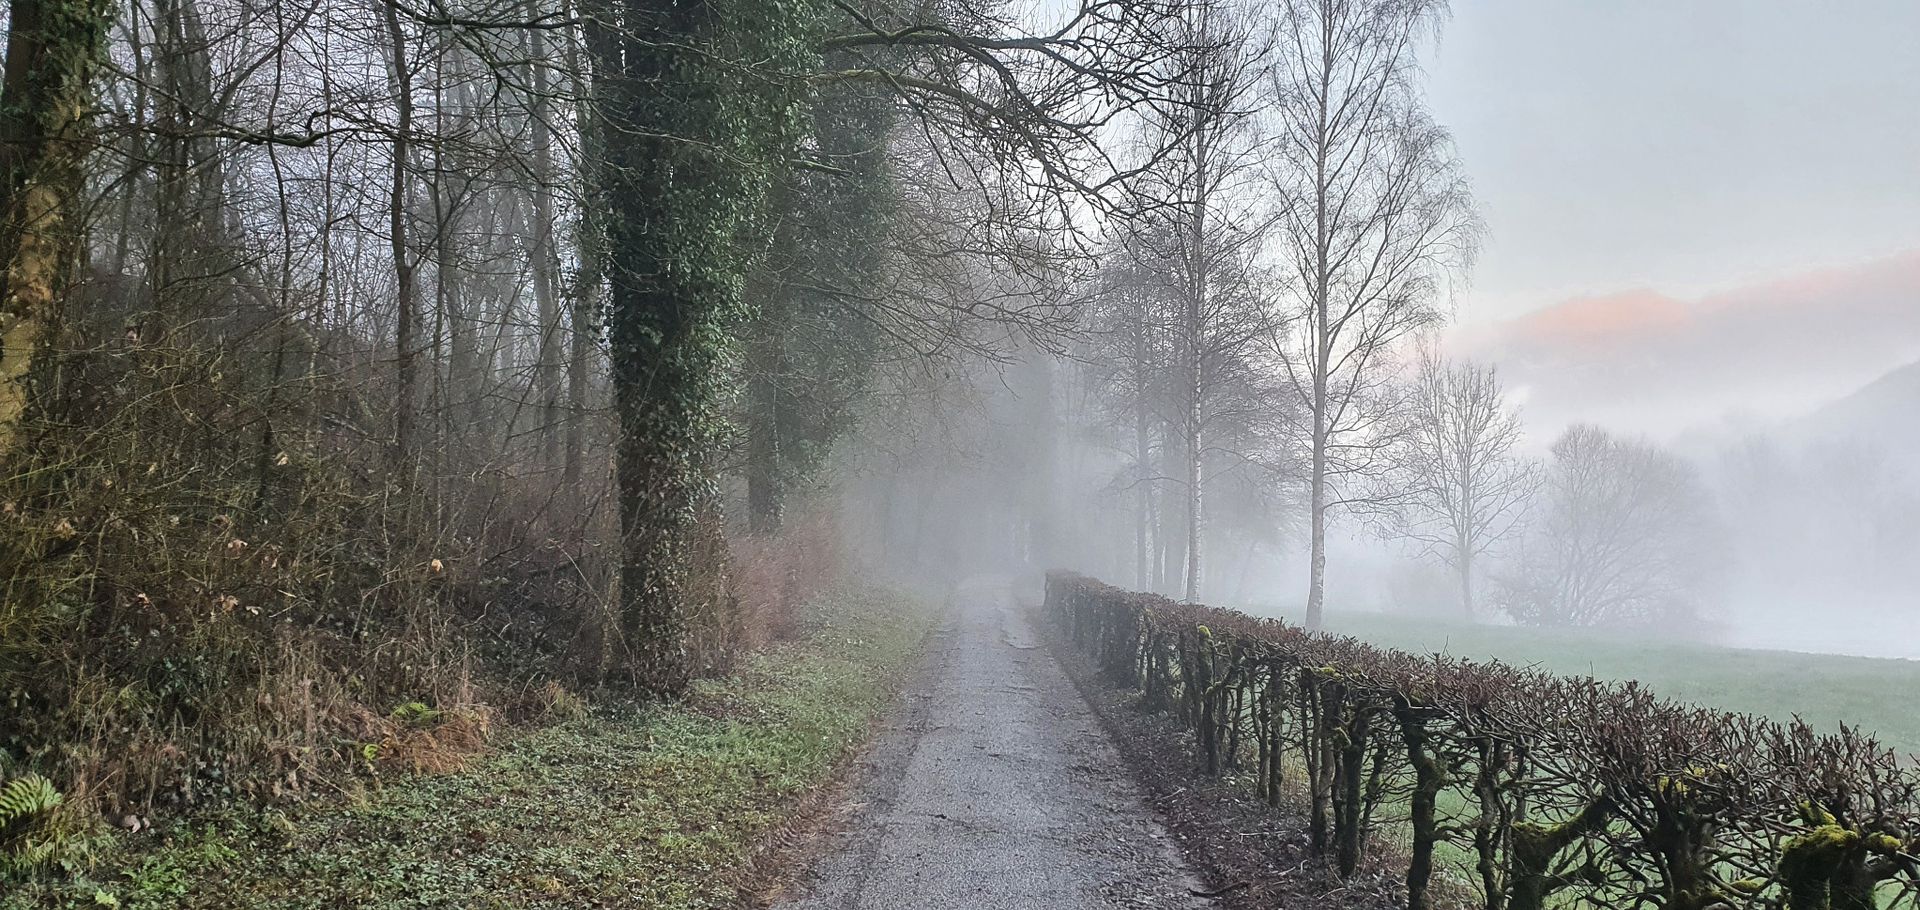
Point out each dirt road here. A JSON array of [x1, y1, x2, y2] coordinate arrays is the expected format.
[[774, 579, 1215, 910]]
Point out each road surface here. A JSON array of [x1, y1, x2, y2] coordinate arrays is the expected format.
[[775, 579, 1215, 910]]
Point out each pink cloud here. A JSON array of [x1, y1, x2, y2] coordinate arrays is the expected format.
[[1457, 250, 1920, 437], [1502, 289, 1691, 349]]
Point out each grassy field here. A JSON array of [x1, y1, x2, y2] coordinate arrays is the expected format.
[[1301, 609, 1920, 758], [4, 583, 935, 910]]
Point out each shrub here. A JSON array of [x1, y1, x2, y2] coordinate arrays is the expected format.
[[1049, 572, 1920, 910]]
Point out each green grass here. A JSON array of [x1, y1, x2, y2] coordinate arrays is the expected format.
[[4, 583, 934, 910], [1313, 610, 1920, 757]]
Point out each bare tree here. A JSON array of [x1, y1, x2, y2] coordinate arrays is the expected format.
[[1388, 347, 1536, 620], [1265, 0, 1476, 629], [1496, 425, 1720, 628], [1108, 0, 1270, 601], [382, 0, 421, 472], [524, 0, 564, 467], [1078, 241, 1174, 590]]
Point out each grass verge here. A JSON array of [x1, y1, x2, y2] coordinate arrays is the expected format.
[[3, 582, 934, 910]]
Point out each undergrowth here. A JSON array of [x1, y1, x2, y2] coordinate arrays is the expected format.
[[1, 582, 933, 909], [0, 334, 623, 843], [1, 333, 850, 887]]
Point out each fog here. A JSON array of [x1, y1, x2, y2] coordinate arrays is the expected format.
[[838, 325, 1920, 660], [805, 0, 1920, 662]]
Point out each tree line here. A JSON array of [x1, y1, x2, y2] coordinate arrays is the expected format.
[[1056, 0, 1720, 632]]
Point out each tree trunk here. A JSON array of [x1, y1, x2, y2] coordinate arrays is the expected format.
[[1303, 23, 1334, 631], [1459, 547, 1476, 622], [527, 0, 563, 467], [109, 11, 150, 281], [1184, 406, 1202, 602], [563, 266, 596, 488], [1305, 414, 1328, 629], [607, 265, 705, 691], [382, 0, 419, 474], [562, 4, 603, 491], [440, 193, 475, 441], [1181, 99, 1210, 605], [1334, 706, 1372, 876], [1400, 709, 1443, 910], [1133, 361, 1152, 589], [148, 0, 230, 332], [744, 332, 784, 534], [0, 0, 111, 456], [593, 0, 795, 691], [1160, 481, 1184, 597], [1307, 675, 1336, 853]]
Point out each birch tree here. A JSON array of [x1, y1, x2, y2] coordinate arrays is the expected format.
[[1266, 0, 1476, 629], [1119, 0, 1269, 601]]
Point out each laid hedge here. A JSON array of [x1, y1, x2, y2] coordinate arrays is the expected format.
[[1047, 572, 1920, 910]]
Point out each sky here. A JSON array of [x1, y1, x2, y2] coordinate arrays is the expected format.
[[1423, 1, 1920, 439]]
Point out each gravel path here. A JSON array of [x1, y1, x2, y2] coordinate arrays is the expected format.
[[774, 579, 1216, 910]]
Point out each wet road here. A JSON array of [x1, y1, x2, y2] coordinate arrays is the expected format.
[[775, 579, 1215, 910]]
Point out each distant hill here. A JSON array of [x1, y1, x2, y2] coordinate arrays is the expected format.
[[1794, 357, 1920, 457]]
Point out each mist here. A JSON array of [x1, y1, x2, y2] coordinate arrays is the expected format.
[[896, 335, 1920, 659], [809, 0, 1920, 661]]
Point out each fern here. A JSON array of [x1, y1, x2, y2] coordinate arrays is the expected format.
[[389, 701, 441, 727], [0, 773, 62, 830], [1, 773, 70, 878]]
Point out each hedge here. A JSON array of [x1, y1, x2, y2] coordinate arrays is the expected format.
[[1047, 572, 1920, 910]]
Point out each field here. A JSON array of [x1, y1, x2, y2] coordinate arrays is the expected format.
[[1291, 609, 1920, 758]]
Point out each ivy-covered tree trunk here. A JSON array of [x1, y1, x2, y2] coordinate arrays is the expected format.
[[0, 0, 111, 456], [589, 0, 815, 692]]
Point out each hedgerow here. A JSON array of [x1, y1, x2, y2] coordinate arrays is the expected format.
[[1048, 572, 1920, 910]]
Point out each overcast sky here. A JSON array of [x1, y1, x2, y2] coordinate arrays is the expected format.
[[1423, 1, 1920, 437]]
